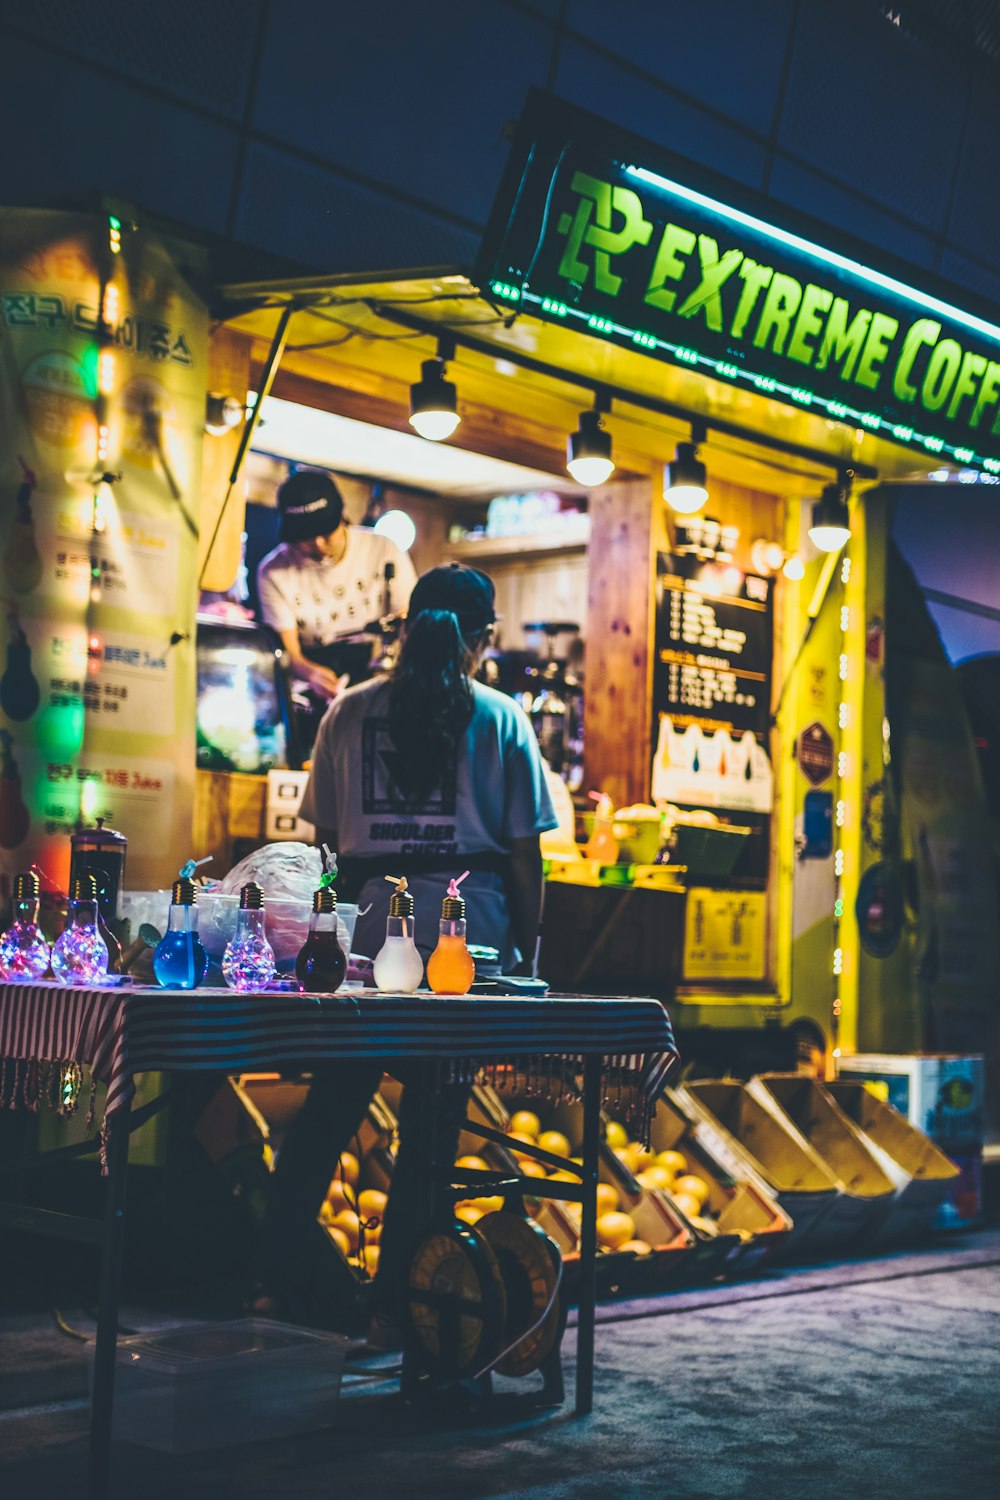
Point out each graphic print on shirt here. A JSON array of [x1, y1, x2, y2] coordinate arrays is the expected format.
[[361, 717, 458, 816]]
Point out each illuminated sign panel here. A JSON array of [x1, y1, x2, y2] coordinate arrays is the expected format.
[[479, 94, 1000, 470]]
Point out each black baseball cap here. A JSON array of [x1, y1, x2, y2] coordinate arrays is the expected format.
[[277, 469, 345, 543], [408, 563, 496, 632]]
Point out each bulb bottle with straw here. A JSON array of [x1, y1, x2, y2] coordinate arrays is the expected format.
[[585, 790, 619, 863], [153, 859, 210, 990], [372, 876, 424, 994], [426, 870, 476, 995], [296, 868, 347, 994]]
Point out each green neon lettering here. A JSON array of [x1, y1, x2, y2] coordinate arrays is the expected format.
[[787, 283, 833, 365], [675, 235, 743, 332], [856, 312, 899, 390], [752, 273, 803, 355], [921, 339, 962, 413], [557, 172, 653, 295], [815, 298, 871, 381], [892, 318, 940, 403], [644, 222, 697, 313], [730, 259, 773, 339], [946, 350, 988, 422], [970, 360, 1000, 430]]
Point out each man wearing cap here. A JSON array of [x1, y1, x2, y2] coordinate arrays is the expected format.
[[256, 468, 416, 699]]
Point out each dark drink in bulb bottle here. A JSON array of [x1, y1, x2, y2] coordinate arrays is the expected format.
[[295, 885, 346, 993]]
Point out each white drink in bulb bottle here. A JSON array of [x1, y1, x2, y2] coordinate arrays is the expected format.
[[373, 876, 424, 994]]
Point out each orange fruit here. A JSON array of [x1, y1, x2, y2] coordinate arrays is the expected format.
[[455, 1154, 489, 1172], [674, 1174, 710, 1207], [326, 1180, 355, 1212], [596, 1211, 636, 1249], [519, 1160, 547, 1178], [510, 1110, 541, 1138], [357, 1188, 388, 1221], [671, 1191, 701, 1219], [620, 1239, 652, 1256], [358, 1244, 380, 1276], [636, 1165, 673, 1192], [657, 1149, 687, 1175], [596, 1183, 619, 1215], [604, 1120, 628, 1149], [333, 1208, 360, 1252], [537, 1130, 571, 1159], [334, 1152, 359, 1187], [506, 1132, 537, 1159], [326, 1225, 351, 1257], [631, 1145, 655, 1172]]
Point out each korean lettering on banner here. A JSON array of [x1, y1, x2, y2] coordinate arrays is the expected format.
[[0, 210, 207, 893]]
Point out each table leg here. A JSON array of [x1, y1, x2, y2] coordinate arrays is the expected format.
[[88, 1105, 130, 1500], [576, 1054, 600, 1416]]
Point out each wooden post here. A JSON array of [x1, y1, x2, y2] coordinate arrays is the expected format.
[[583, 476, 663, 806]]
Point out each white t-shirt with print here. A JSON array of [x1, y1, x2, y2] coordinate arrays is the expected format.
[[256, 528, 416, 648], [300, 677, 558, 965]]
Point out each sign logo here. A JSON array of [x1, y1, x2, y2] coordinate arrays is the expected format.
[[798, 722, 834, 786]]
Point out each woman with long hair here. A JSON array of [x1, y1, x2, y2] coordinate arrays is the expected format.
[[253, 564, 556, 1337]]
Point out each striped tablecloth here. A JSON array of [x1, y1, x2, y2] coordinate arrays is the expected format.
[[0, 982, 678, 1163]]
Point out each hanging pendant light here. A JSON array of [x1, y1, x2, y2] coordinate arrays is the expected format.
[[409, 336, 461, 441], [567, 390, 615, 487], [809, 472, 853, 552], [664, 422, 708, 514]]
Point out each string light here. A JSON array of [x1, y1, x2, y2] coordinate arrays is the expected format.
[[98, 349, 115, 395], [108, 216, 122, 255]]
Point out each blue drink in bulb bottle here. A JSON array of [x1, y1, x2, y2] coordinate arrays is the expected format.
[[222, 881, 276, 991], [0, 870, 51, 978], [154, 875, 208, 990]]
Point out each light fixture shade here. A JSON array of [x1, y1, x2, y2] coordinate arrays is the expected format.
[[205, 392, 244, 435], [664, 441, 708, 513], [808, 483, 851, 552], [409, 358, 460, 441], [566, 408, 614, 487]]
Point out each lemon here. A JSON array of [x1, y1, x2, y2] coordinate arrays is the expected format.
[[538, 1130, 572, 1158], [657, 1149, 687, 1175], [596, 1210, 636, 1250], [510, 1110, 541, 1138], [357, 1188, 387, 1220], [604, 1120, 628, 1149], [674, 1173, 710, 1207], [596, 1182, 620, 1216]]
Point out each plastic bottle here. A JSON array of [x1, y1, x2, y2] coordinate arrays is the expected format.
[[222, 881, 276, 992], [426, 872, 476, 996], [153, 876, 209, 990], [585, 792, 619, 863], [295, 883, 347, 993], [0, 870, 51, 979], [51, 873, 110, 985], [372, 877, 424, 994]]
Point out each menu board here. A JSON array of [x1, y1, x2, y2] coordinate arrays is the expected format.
[[651, 554, 774, 813]]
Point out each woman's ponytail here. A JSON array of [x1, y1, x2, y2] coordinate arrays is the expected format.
[[386, 609, 476, 804]]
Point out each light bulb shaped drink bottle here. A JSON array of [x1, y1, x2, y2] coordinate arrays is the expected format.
[[222, 881, 276, 991], [153, 876, 208, 990], [295, 883, 346, 993], [51, 873, 109, 984], [585, 791, 619, 863], [373, 876, 424, 994], [0, 870, 51, 978], [426, 871, 476, 996]]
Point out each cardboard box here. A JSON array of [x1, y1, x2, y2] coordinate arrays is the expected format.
[[746, 1074, 896, 1246], [835, 1054, 984, 1229], [826, 1080, 960, 1243]]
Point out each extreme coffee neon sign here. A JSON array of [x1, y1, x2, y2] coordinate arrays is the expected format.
[[479, 93, 1000, 470]]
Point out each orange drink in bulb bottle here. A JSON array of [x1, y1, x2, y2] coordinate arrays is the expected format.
[[426, 871, 476, 995], [585, 791, 619, 863]]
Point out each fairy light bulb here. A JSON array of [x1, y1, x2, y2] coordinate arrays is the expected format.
[[153, 876, 208, 990], [222, 882, 276, 991], [426, 872, 476, 996], [0, 871, 51, 979], [0, 610, 41, 721], [373, 877, 424, 994], [51, 874, 109, 985]]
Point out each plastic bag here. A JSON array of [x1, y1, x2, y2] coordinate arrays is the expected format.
[[217, 842, 324, 902]]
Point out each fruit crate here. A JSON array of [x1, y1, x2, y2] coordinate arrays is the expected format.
[[826, 1080, 960, 1244], [676, 1080, 841, 1256], [653, 1093, 792, 1276], [745, 1074, 896, 1246]]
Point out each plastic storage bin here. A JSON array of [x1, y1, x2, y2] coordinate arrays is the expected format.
[[109, 1319, 348, 1453]]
